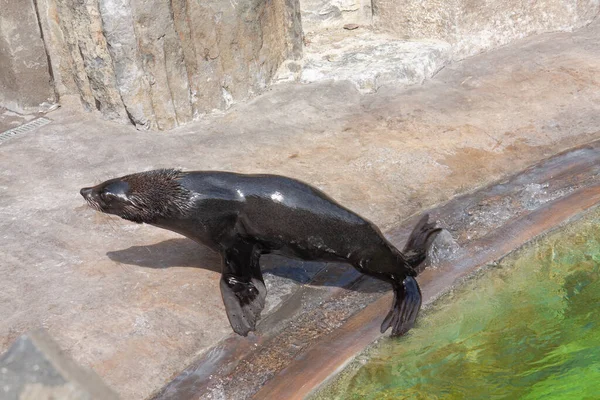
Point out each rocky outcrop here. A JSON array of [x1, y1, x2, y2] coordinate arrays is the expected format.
[[0, 0, 56, 113], [35, 0, 303, 130], [287, 0, 598, 93]]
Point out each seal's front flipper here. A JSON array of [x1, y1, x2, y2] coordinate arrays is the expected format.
[[380, 276, 422, 337], [220, 241, 266, 336], [220, 274, 266, 336]]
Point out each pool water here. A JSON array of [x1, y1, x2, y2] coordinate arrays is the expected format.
[[313, 209, 600, 400]]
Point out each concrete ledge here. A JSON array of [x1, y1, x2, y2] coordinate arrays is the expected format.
[[373, 0, 600, 59], [277, 29, 451, 93]]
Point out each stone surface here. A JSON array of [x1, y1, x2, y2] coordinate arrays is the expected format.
[[0, 21, 599, 399], [57, 0, 130, 123], [0, 330, 119, 400], [373, 0, 600, 59], [97, 0, 155, 130], [291, 29, 451, 92], [35, 0, 79, 106], [35, 0, 303, 130], [0, 0, 56, 113]]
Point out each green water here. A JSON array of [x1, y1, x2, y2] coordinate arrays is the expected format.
[[314, 210, 600, 400]]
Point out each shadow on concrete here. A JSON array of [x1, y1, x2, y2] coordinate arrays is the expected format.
[[106, 238, 386, 292], [106, 238, 221, 273]]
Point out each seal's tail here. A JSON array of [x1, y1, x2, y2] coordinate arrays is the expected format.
[[380, 276, 422, 336], [402, 213, 442, 271], [380, 214, 441, 336]]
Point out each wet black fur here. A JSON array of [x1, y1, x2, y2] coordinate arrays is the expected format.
[[81, 169, 441, 337]]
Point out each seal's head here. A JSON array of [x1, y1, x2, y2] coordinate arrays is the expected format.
[[80, 169, 191, 224]]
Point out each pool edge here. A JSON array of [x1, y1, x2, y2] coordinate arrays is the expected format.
[[254, 147, 600, 400]]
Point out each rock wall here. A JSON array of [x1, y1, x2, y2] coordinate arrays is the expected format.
[[35, 0, 303, 130], [0, 0, 56, 113], [3, 0, 597, 128], [372, 0, 600, 59]]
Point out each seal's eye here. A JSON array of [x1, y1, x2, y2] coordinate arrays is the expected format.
[[101, 191, 117, 202], [102, 181, 130, 202]]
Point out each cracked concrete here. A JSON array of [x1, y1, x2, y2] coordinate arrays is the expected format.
[[1, 20, 600, 399]]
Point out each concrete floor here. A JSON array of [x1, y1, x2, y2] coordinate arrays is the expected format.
[[1, 20, 599, 399]]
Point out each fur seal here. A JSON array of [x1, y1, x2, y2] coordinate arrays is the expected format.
[[80, 169, 440, 337]]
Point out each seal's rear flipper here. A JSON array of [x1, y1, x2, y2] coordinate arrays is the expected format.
[[220, 274, 267, 336], [403, 214, 442, 271], [380, 276, 422, 337]]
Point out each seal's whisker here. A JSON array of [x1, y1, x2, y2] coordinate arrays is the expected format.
[[105, 215, 121, 233]]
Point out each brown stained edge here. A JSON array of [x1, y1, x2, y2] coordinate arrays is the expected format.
[[155, 335, 263, 399], [253, 187, 600, 399]]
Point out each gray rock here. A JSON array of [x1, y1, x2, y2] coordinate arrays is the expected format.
[[8, 0, 596, 129], [40, 0, 97, 113], [0, 330, 119, 400], [281, 0, 598, 93], [425, 229, 461, 268], [128, 0, 191, 130], [35, 0, 78, 103]]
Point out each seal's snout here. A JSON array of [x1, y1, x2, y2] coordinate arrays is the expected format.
[[80, 187, 93, 199]]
